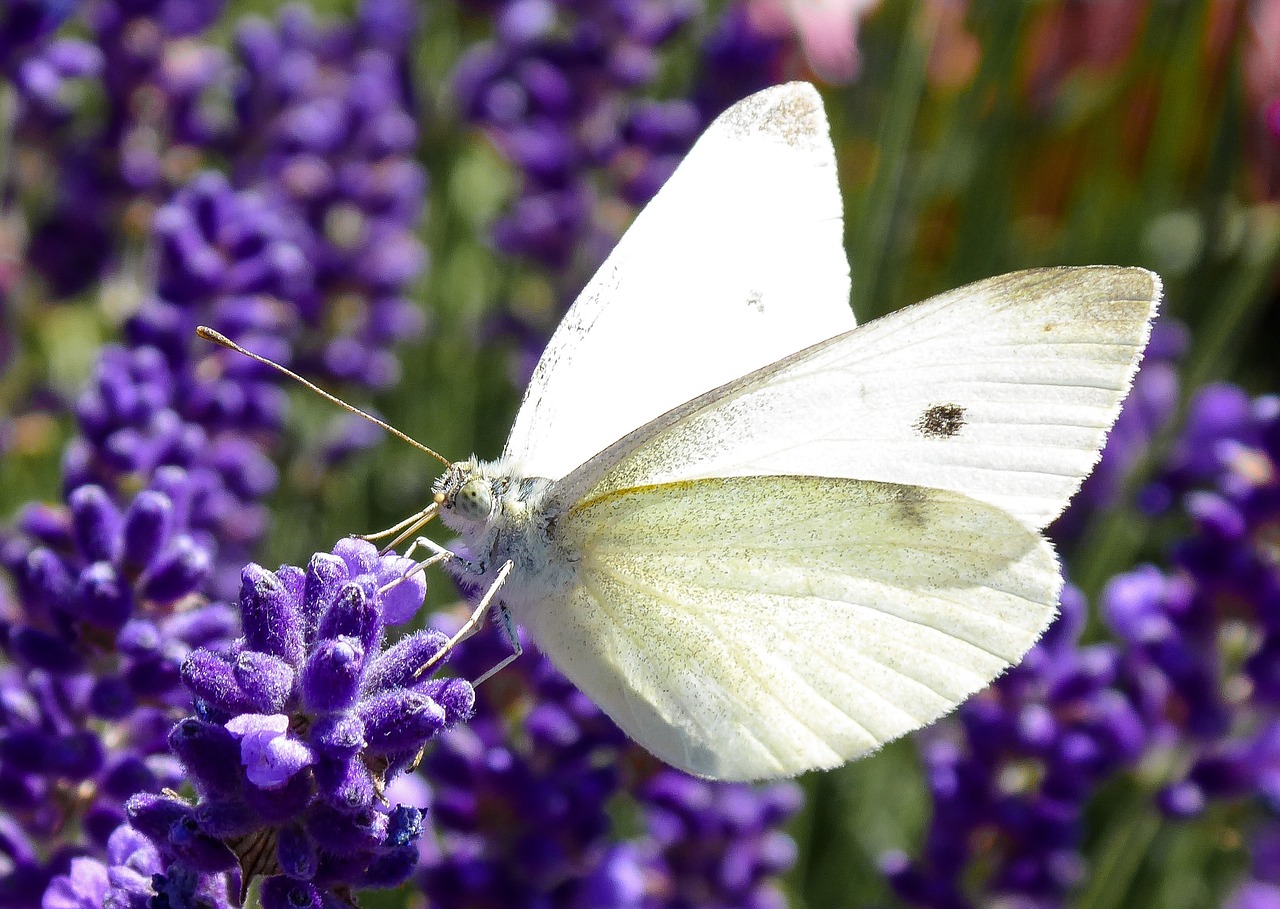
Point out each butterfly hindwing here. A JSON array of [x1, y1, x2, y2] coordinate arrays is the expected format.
[[524, 475, 1061, 780]]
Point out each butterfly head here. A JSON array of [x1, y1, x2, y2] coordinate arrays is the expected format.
[[433, 459, 498, 531]]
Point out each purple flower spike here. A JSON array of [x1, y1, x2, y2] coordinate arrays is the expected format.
[[145, 539, 469, 902], [225, 714, 316, 790]]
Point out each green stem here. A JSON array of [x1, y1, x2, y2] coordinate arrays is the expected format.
[[1074, 801, 1162, 909], [846, 2, 936, 320]]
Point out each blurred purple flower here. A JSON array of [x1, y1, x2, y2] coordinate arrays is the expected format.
[[1103, 386, 1280, 820], [885, 586, 1148, 908]]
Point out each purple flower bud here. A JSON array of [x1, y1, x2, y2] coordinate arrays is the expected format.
[[277, 823, 318, 880], [314, 754, 375, 809], [526, 703, 578, 748], [317, 582, 381, 656], [240, 563, 305, 664], [40, 856, 108, 909], [332, 538, 378, 577], [243, 770, 314, 825], [120, 490, 174, 573], [125, 792, 194, 843], [168, 814, 237, 872], [89, 675, 136, 719], [415, 677, 476, 726], [24, 547, 75, 618], [305, 802, 386, 853], [169, 718, 243, 794], [68, 485, 121, 563], [302, 637, 365, 713], [50, 731, 105, 780], [355, 843, 418, 888], [16, 503, 73, 550], [363, 629, 447, 694], [234, 650, 296, 714], [309, 713, 366, 760], [194, 798, 257, 838], [225, 713, 315, 790], [164, 603, 239, 649], [182, 650, 256, 715], [374, 556, 427, 625], [100, 755, 157, 800], [141, 536, 212, 603], [0, 729, 51, 773], [9, 626, 83, 673], [261, 876, 321, 909], [358, 689, 446, 755], [302, 553, 349, 637], [1186, 491, 1247, 542], [75, 562, 132, 630]]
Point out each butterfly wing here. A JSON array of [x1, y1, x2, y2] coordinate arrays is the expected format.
[[554, 267, 1161, 532], [526, 476, 1060, 780], [502, 82, 855, 482]]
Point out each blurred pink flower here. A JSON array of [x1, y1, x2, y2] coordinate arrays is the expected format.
[[747, 0, 883, 83], [1245, 0, 1280, 197]]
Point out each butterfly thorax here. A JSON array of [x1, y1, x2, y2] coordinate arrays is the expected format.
[[433, 458, 569, 620]]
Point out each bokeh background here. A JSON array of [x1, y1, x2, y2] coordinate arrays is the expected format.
[[2, 0, 1280, 907]]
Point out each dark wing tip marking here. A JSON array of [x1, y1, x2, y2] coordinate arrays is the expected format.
[[916, 404, 967, 439], [718, 82, 822, 148]]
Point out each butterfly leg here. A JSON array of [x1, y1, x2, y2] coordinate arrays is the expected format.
[[376, 547, 451, 599], [473, 603, 523, 687], [410, 534, 484, 575], [414, 559, 514, 680]]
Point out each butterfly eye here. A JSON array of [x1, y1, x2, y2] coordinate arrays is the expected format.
[[454, 478, 494, 521]]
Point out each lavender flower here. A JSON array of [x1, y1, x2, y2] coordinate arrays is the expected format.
[[883, 586, 1148, 908], [1103, 386, 1280, 820], [454, 0, 698, 273], [417, 622, 631, 905], [0, 466, 233, 901], [123, 538, 472, 905], [2, 5, 431, 905], [634, 770, 802, 909]]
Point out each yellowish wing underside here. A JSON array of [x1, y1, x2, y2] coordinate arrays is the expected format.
[[525, 476, 1061, 781]]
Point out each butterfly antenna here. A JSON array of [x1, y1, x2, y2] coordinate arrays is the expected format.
[[196, 326, 451, 468]]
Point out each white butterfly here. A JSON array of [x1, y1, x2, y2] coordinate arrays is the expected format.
[[428, 82, 1160, 781]]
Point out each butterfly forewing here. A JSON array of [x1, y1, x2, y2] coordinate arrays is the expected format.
[[552, 267, 1160, 533], [502, 82, 855, 483]]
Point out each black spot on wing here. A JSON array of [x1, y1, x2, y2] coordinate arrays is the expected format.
[[916, 404, 966, 439], [890, 485, 929, 530]]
